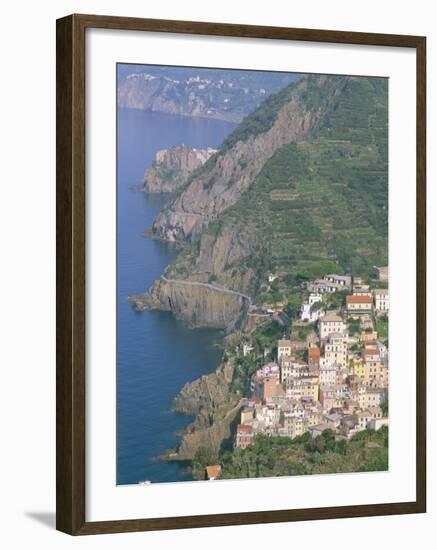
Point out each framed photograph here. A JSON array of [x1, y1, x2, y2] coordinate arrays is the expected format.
[[56, 14, 426, 535]]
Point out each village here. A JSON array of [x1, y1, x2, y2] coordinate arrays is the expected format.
[[232, 268, 389, 453]]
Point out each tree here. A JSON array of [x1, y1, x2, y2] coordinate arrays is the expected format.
[[348, 318, 361, 335], [310, 300, 323, 312], [285, 294, 301, 319], [192, 447, 219, 480], [336, 439, 348, 456], [326, 289, 348, 310], [321, 429, 336, 451]]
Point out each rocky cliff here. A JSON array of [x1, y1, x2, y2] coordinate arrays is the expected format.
[[167, 361, 241, 460], [132, 220, 261, 330], [130, 275, 250, 332], [142, 145, 217, 193]]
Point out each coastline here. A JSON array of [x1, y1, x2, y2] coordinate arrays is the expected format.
[[158, 358, 243, 464], [117, 105, 244, 124]]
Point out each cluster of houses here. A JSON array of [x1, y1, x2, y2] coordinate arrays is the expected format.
[[301, 272, 389, 322], [233, 272, 389, 452]]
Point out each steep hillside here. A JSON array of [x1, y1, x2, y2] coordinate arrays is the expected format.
[[139, 74, 388, 329], [151, 76, 351, 242]]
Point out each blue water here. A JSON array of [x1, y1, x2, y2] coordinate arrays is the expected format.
[[116, 110, 236, 485]]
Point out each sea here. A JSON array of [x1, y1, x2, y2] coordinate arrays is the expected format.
[[116, 109, 236, 485]]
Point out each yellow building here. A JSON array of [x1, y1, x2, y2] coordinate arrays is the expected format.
[[350, 355, 366, 379], [240, 407, 254, 424], [301, 378, 319, 402], [286, 378, 319, 402], [364, 361, 388, 387], [361, 330, 378, 343], [283, 414, 304, 439], [304, 410, 321, 427]]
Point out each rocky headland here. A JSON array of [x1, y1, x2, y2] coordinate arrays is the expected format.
[[163, 361, 241, 461], [117, 69, 298, 122], [142, 145, 217, 193]]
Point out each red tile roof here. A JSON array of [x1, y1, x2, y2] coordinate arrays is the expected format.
[[237, 424, 253, 434], [363, 348, 379, 357], [346, 295, 372, 304]]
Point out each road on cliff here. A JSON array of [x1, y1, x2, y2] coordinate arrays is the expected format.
[[160, 275, 252, 304]]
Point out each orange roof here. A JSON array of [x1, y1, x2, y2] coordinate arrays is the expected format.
[[308, 347, 320, 365], [346, 295, 372, 304], [363, 348, 379, 356], [205, 464, 222, 479], [237, 424, 253, 434]]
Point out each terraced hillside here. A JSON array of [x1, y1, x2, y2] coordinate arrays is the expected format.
[[139, 74, 388, 327]]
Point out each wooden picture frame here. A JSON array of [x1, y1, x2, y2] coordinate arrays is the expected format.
[[56, 13, 426, 535]]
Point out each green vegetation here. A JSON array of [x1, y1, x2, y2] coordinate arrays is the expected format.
[[217, 427, 388, 479], [230, 320, 283, 396], [165, 75, 388, 310], [230, 353, 256, 397], [221, 81, 300, 151], [295, 323, 315, 341], [325, 290, 348, 311], [191, 447, 220, 481], [253, 320, 285, 352], [310, 300, 323, 312], [348, 318, 361, 336], [257, 278, 283, 304], [221, 75, 347, 152], [376, 314, 389, 342], [213, 77, 387, 295], [284, 294, 302, 319]]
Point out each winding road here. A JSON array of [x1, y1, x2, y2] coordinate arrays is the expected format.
[[160, 275, 252, 304]]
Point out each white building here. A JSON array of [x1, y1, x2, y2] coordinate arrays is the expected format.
[[256, 405, 281, 427], [277, 339, 292, 361], [319, 312, 347, 340], [323, 274, 352, 288], [242, 343, 254, 357], [374, 288, 389, 314], [368, 417, 389, 430], [256, 362, 280, 380], [300, 294, 323, 322], [320, 334, 348, 368], [319, 364, 338, 385]]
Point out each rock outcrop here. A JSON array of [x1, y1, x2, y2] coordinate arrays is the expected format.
[[130, 276, 250, 332], [131, 221, 260, 330], [167, 361, 241, 460], [142, 145, 216, 193]]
